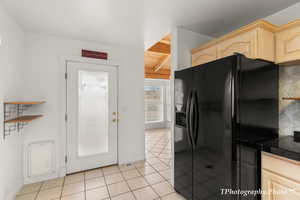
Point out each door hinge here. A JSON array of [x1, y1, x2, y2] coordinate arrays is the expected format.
[[65, 72, 68, 79], [65, 156, 68, 163], [65, 113, 68, 122]]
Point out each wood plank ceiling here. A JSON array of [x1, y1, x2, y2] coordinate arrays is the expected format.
[[144, 35, 171, 79]]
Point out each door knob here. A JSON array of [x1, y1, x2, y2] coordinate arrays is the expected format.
[[112, 119, 117, 123]]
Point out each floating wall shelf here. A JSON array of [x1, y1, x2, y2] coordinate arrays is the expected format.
[[5, 115, 43, 123], [282, 97, 300, 100], [4, 101, 46, 105], [3, 101, 45, 139]]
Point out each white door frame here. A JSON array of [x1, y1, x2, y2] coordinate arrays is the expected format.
[[59, 56, 119, 176]]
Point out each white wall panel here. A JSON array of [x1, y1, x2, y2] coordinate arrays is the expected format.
[[25, 140, 55, 182]]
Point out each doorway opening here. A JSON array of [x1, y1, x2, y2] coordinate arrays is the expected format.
[[144, 34, 172, 184]]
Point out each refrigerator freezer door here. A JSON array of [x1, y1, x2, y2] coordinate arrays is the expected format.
[[193, 57, 236, 200], [174, 69, 196, 200]]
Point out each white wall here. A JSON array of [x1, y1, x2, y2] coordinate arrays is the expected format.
[[22, 33, 145, 183], [0, 3, 25, 200], [171, 27, 213, 70]]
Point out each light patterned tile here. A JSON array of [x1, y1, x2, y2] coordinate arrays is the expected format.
[[105, 173, 124, 185], [155, 143, 166, 148], [151, 162, 169, 171], [62, 182, 84, 196], [137, 165, 155, 176], [103, 165, 120, 176], [161, 192, 185, 200], [159, 153, 171, 159], [61, 192, 85, 200], [133, 160, 148, 168], [126, 177, 148, 190], [121, 169, 140, 180], [111, 192, 135, 200], [16, 193, 37, 200], [85, 169, 103, 180], [107, 181, 130, 197], [86, 186, 109, 200], [17, 129, 172, 200], [41, 178, 64, 190], [146, 157, 161, 165], [133, 186, 158, 200], [151, 148, 164, 153], [151, 152, 160, 157], [36, 187, 62, 200], [145, 153, 156, 159], [152, 181, 174, 197], [144, 173, 164, 185], [86, 177, 106, 190], [159, 169, 171, 180], [18, 182, 42, 195], [64, 173, 84, 185]]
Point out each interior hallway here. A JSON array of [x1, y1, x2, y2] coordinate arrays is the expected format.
[[15, 129, 183, 200]]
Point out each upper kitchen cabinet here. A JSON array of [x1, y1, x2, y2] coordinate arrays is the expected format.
[[192, 20, 278, 66], [191, 45, 217, 66], [217, 29, 258, 59], [276, 19, 300, 65]]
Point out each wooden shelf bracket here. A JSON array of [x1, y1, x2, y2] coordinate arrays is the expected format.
[[3, 101, 45, 139]]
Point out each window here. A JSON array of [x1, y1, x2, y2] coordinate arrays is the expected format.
[[144, 85, 164, 122]]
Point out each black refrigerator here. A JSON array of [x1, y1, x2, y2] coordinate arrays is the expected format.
[[174, 54, 278, 200]]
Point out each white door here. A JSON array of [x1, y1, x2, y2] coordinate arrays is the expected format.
[[66, 61, 118, 174]]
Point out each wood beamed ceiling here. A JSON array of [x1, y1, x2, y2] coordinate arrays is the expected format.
[[144, 34, 171, 80]]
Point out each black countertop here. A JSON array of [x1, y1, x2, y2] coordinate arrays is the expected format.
[[258, 136, 300, 162]]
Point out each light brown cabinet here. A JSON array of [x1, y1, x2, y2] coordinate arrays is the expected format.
[[191, 20, 277, 66], [191, 45, 217, 66], [262, 152, 300, 200], [276, 19, 300, 64], [192, 18, 300, 66], [217, 29, 258, 59]]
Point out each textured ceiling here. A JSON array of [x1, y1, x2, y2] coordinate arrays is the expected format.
[[2, 0, 300, 47]]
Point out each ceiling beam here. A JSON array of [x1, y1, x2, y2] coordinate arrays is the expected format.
[[145, 73, 170, 80], [162, 34, 171, 41], [148, 42, 170, 54], [145, 67, 170, 74], [153, 55, 170, 72], [160, 39, 170, 45]]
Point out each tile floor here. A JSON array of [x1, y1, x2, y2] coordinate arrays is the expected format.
[[16, 128, 185, 200]]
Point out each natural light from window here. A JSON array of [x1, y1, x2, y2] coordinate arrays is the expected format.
[[144, 85, 164, 123]]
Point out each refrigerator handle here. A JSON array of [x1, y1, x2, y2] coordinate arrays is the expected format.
[[189, 91, 196, 147], [191, 91, 199, 146], [185, 91, 194, 147]]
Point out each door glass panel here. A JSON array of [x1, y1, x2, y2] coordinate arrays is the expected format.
[[78, 70, 109, 157], [144, 86, 163, 122]]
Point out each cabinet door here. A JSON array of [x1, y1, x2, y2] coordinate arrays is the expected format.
[[192, 46, 217, 66], [217, 29, 258, 59], [262, 169, 300, 200], [276, 26, 300, 64]]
